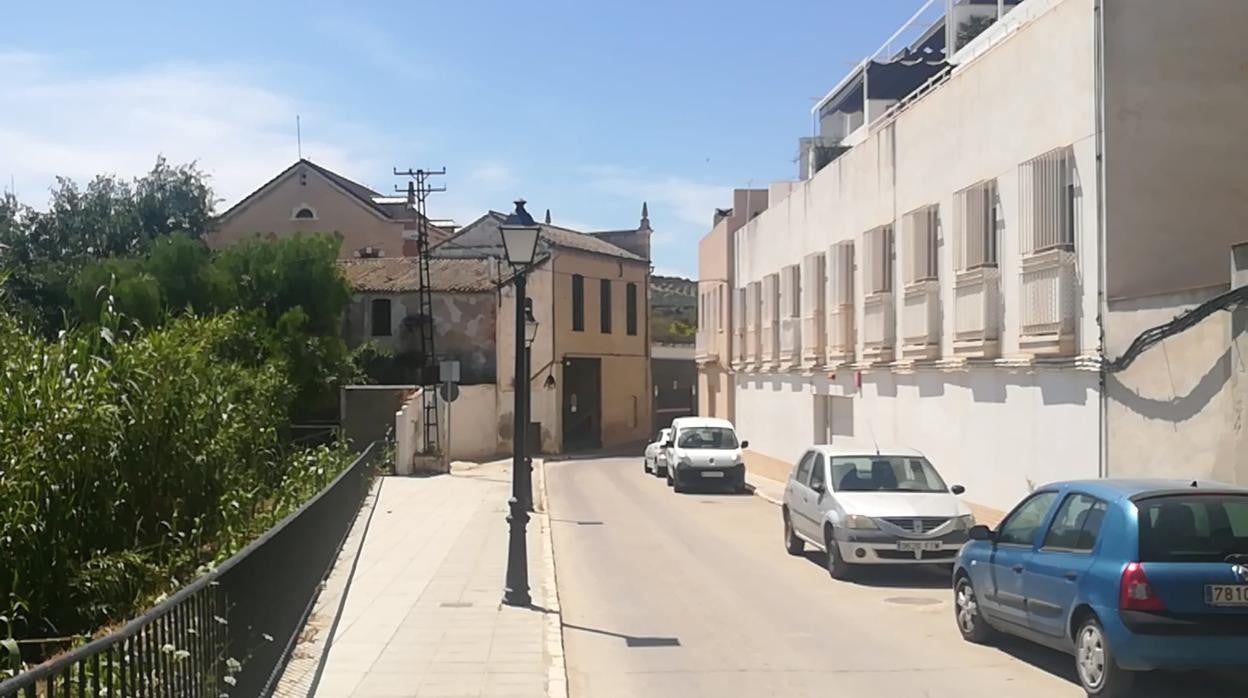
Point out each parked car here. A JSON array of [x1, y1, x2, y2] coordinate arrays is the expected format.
[[780, 443, 974, 577], [644, 428, 672, 477], [952, 479, 1248, 697], [663, 417, 748, 493]]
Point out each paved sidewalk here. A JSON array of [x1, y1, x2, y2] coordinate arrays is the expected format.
[[275, 459, 565, 698]]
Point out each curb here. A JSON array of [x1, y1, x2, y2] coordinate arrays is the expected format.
[[744, 480, 784, 507], [535, 458, 569, 698]]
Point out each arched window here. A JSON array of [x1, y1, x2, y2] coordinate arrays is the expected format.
[[292, 205, 318, 220]]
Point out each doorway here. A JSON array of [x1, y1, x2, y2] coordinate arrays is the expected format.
[[562, 357, 602, 452]]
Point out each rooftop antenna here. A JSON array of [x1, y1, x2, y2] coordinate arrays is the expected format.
[[296, 115, 303, 160]]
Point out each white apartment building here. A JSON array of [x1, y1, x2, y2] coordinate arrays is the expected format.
[[704, 0, 1248, 510]]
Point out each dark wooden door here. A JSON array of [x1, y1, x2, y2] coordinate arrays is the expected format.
[[562, 357, 602, 452]]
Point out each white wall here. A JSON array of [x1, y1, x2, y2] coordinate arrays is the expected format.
[[736, 367, 1100, 510], [394, 390, 422, 475], [735, 0, 1100, 360], [1105, 286, 1245, 485], [442, 384, 500, 460]]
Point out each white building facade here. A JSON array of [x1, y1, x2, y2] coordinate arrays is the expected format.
[[712, 0, 1248, 510]]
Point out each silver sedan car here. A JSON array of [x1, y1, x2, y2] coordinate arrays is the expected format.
[[644, 428, 672, 477]]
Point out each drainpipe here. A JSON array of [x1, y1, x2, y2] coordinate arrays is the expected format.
[[1093, 0, 1110, 479]]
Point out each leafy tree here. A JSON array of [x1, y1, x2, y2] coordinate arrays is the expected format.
[[0, 158, 215, 336]]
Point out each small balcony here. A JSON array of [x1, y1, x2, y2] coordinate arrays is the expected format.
[[953, 267, 1001, 358], [732, 326, 747, 369], [761, 319, 780, 369], [1020, 249, 1077, 356], [780, 317, 802, 367], [695, 329, 718, 364], [801, 313, 825, 368], [863, 292, 895, 362], [902, 281, 940, 360], [826, 305, 855, 366]]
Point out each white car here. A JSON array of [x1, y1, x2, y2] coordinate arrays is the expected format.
[[644, 428, 672, 477], [780, 443, 974, 578], [664, 417, 748, 494]]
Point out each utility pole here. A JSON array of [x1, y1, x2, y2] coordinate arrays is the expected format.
[[394, 167, 447, 455]]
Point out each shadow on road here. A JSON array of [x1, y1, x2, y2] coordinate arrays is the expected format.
[[798, 551, 951, 589], [992, 635, 1248, 697], [563, 622, 682, 648]]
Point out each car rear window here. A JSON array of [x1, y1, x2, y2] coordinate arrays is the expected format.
[[1137, 495, 1248, 563]]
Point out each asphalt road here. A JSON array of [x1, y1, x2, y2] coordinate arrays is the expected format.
[[546, 456, 1247, 698]]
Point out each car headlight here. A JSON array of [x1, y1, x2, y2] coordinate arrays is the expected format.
[[679, 457, 692, 467], [844, 514, 878, 530], [953, 514, 976, 530]]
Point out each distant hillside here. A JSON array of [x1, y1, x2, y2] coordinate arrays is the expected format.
[[650, 275, 696, 345], [650, 275, 696, 309]]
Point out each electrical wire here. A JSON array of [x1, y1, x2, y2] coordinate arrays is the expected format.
[[1105, 285, 1248, 373]]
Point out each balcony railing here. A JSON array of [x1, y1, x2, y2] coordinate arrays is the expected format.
[[863, 292, 895, 361], [826, 304, 855, 365], [1020, 249, 1077, 355], [801, 313, 825, 367], [780, 317, 802, 367], [902, 281, 940, 359], [953, 267, 1001, 358]]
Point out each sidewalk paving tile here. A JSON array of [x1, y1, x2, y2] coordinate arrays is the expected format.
[[274, 459, 560, 698]]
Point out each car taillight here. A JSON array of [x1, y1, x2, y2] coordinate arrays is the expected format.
[[1119, 562, 1165, 611]]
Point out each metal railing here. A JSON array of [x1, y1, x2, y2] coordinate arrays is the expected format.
[[0, 442, 382, 698]]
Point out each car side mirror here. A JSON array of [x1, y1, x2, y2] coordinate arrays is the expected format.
[[951, 484, 966, 495], [968, 525, 994, 542], [663, 441, 673, 449], [811, 480, 825, 495], [739, 440, 749, 449]]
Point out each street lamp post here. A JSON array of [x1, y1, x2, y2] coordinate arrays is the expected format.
[[499, 199, 541, 608], [522, 299, 538, 512]]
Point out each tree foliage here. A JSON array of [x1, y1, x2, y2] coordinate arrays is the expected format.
[[0, 308, 354, 643], [0, 158, 215, 337], [70, 234, 354, 418]]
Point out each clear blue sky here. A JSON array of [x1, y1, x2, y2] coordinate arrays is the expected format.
[[2, 1, 922, 278]]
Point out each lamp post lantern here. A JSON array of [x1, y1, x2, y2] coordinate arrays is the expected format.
[[499, 199, 540, 607]]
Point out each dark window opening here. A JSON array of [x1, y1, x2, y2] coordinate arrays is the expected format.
[[371, 298, 392, 337], [600, 279, 612, 333], [626, 282, 638, 336], [572, 274, 585, 332], [294, 206, 316, 220]]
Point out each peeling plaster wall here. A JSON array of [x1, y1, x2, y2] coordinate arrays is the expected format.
[[345, 291, 497, 384]]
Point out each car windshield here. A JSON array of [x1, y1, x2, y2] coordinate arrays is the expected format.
[[1138, 495, 1248, 563], [676, 427, 738, 450], [829, 456, 949, 493]]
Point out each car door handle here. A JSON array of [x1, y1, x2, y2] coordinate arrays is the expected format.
[[1011, 564, 1024, 574], [1062, 571, 1078, 581]]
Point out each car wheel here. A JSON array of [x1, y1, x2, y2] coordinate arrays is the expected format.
[[673, 471, 688, 493], [1075, 616, 1135, 697], [665, 467, 674, 487], [954, 576, 995, 644], [782, 510, 804, 555], [824, 528, 851, 579]]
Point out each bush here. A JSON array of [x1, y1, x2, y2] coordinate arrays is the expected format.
[[0, 308, 353, 643]]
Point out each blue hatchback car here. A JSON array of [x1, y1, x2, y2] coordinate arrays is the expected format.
[[952, 479, 1248, 697]]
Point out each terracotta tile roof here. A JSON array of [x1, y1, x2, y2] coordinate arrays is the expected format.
[[338, 257, 499, 293]]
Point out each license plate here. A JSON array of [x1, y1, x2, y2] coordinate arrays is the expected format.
[[1206, 584, 1248, 607], [700, 471, 724, 478], [897, 541, 942, 552]]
